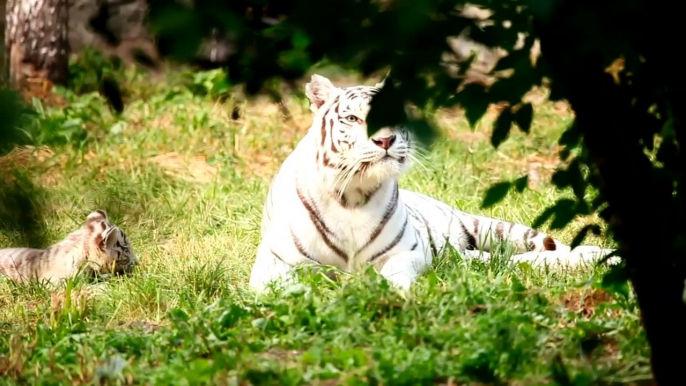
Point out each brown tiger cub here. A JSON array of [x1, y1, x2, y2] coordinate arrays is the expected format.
[[0, 210, 138, 285]]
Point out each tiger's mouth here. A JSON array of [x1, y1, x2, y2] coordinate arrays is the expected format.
[[378, 154, 406, 164], [358, 155, 406, 171]]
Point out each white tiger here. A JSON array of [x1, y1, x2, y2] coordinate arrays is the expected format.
[[249, 74, 617, 293], [0, 210, 138, 285]]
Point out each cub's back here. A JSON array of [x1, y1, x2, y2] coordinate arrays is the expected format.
[[0, 247, 44, 281]]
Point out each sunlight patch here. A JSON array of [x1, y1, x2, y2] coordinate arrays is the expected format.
[[148, 152, 217, 184]]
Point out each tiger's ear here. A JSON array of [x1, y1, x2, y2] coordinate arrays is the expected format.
[[86, 210, 108, 224], [305, 74, 336, 113], [99, 225, 120, 251], [375, 70, 391, 89]]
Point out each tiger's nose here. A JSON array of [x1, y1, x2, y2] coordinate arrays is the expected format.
[[372, 134, 396, 150]]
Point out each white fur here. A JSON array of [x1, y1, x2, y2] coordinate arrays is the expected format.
[[249, 75, 618, 294]]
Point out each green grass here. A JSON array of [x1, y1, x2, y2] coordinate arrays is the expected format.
[[0, 63, 651, 385]]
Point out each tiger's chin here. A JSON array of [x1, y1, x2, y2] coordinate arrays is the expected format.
[[362, 156, 410, 184]]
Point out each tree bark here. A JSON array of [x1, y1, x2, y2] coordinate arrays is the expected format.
[[4, 0, 69, 92], [534, 1, 686, 384]]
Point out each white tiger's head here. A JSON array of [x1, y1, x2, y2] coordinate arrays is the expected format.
[[82, 210, 139, 276], [305, 74, 413, 198]]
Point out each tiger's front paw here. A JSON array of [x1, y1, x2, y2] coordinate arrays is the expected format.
[[570, 246, 620, 265]]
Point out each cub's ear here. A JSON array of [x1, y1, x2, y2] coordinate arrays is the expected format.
[[86, 210, 108, 224], [98, 225, 120, 251], [305, 74, 336, 113]]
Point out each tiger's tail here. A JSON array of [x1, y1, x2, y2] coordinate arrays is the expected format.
[[452, 212, 571, 254]]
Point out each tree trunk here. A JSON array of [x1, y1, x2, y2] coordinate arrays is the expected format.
[[4, 0, 70, 93], [534, 1, 686, 384]]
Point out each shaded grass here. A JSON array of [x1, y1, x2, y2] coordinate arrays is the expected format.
[[0, 67, 649, 384]]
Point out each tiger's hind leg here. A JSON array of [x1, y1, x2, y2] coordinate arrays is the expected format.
[[453, 213, 619, 268], [460, 247, 618, 268], [463, 213, 571, 254], [508, 246, 619, 267]]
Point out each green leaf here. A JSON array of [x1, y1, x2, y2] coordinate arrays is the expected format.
[[514, 103, 533, 133], [558, 122, 582, 148], [487, 56, 543, 105], [549, 199, 578, 230], [551, 159, 588, 200], [591, 194, 606, 211], [532, 206, 556, 229], [491, 110, 513, 148], [460, 85, 490, 128], [532, 199, 579, 230], [291, 29, 311, 50], [551, 169, 570, 189], [548, 81, 566, 102], [598, 206, 612, 222], [168, 308, 189, 322], [405, 118, 438, 146], [514, 175, 529, 193], [568, 160, 588, 200], [559, 148, 571, 161], [550, 355, 573, 386], [367, 79, 406, 130], [511, 275, 527, 294], [492, 51, 521, 72], [599, 263, 630, 300], [656, 137, 679, 167], [481, 181, 512, 209], [570, 224, 601, 249], [465, 103, 489, 128]]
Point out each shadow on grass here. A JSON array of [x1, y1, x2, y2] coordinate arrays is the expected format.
[[0, 88, 49, 249]]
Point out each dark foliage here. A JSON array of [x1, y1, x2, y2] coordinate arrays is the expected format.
[[137, 1, 684, 382], [2, 0, 683, 382]]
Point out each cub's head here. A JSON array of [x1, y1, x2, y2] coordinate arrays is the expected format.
[[84, 210, 138, 276], [305, 74, 414, 193]]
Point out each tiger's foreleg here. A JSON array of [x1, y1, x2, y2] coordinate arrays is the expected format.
[[248, 241, 300, 293], [375, 250, 432, 293]]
